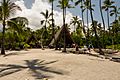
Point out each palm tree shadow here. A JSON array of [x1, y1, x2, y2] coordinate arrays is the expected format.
[[0, 59, 68, 79]]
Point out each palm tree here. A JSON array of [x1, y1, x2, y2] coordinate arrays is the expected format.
[[76, 0, 94, 47], [71, 22, 83, 46], [70, 16, 81, 32], [57, 0, 73, 52], [84, 0, 95, 47], [75, 0, 88, 46], [102, 0, 115, 32], [110, 6, 120, 21], [49, 0, 56, 48], [99, 0, 106, 48], [8, 17, 28, 30], [84, 0, 90, 42], [90, 21, 103, 36], [58, 0, 66, 52], [40, 9, 52, 48], [0, 0, 21, 55], [89, 0, 104, 55]]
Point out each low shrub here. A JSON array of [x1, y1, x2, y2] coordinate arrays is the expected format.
[[106, 44, 120, 50], [23, 43, 30, 50]]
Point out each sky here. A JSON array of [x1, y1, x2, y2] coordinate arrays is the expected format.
[[0, 0, 120, 31], [14, 0, 74, 30], [53, 0, 120, 26]]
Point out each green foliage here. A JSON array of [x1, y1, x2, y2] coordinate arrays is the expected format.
[[71, 29, 83, 46], [23, 43, 30, 49], [0, 0, 120, 52], [106, 44, 120, 50]]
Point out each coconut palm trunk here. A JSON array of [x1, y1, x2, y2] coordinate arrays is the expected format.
[[99, 0, 106, 48], [1, 0, 6, 55], [107, 8, 110, 33], [1, 16, 6, 55], [57, 0, 73, 52], [62, 0, 66, 52], [81, 9, 87, 47], [75, 0, 87, 46], [110, 6, 119, 49], [114, 6, 118, 21], [89, 0, 104, 55], [86, 8, 89, 47], [102, 0, 115, 49], [81, 9, 87, 41], [41, 28, 44, 49], [81, 2, 86, 34], [51, 0, 56, 49]]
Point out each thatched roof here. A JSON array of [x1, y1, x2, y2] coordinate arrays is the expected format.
[[49, 25, 74, 46]]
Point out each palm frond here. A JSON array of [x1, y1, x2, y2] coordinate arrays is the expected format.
[[41, 20, 45, 25], [40, 12, 46, 17], [75, 0, 81, 6], [110, 13, 114, 16]]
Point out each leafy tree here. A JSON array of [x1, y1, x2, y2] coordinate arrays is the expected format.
[[110, 19, 120, 49], [7, 17, 29, 49], [71, 20, 83, 46], [109, 6, 120, 49], [0, 0, 21, 55]]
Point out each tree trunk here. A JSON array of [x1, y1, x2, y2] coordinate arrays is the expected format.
[[41, 29, 43, 49], [89, 0, 104, 55], [81, 1, 87, 46], [51, 1, 56, 49], [62, 0, 66, 52], [115, 6, 117, 21], [1, 19, 6, 55], [86, 8, 89, 47], [112, 6, 118, 49], [107, 8, 110, 33], [99, 0, 106, 48]]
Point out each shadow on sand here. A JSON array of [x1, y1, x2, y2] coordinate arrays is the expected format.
[[0, 59, 68, 79]]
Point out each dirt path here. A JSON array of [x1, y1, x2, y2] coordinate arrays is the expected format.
[[0, 49, 120, 80]]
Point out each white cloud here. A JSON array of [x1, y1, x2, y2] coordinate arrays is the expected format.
[[14, 0, 75, 30]]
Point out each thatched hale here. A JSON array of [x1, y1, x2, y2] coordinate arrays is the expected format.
[[49, 25, 74, 46]]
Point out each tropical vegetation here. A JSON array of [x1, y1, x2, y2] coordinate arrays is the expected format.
[[0, 0, 120, 55]]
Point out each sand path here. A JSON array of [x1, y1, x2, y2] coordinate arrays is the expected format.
[[0, 49, 120, 80]]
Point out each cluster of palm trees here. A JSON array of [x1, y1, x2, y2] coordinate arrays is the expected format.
[[0, 0, 120, 55], [45, 0, 120, 54]]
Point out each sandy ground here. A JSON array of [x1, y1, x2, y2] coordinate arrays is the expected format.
[[0, 49, 120, 80]]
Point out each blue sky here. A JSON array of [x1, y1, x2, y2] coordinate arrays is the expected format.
[[12, 0, 120, 30], [53, 0, 120, 26], [23, 0, 35, 9]]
